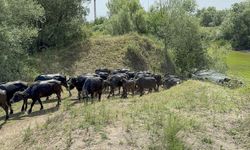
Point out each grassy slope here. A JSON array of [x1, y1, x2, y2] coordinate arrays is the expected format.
[[28, 33, 168, 78], [0, 36, 250, 149], [0, 81, 249, 150]]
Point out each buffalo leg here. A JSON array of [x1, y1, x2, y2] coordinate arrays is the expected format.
[[2, 104, 9, 120], [148, 88, 152, 94], [28, 99, 37, 114], [91, 93, 94, 104], [154, 85, 158, 92], [21, 98, 27, 112], [7, 101, 13, 114], [68, 89, 72, 97], [139, 88, 144, 97], [84, 91, 89, 104], [107, 87, 114, 99], [118, 87, 121, 95], [78, 91, 81, 100], [46, 96, 49, 101], [24, 99, 28, 111], [56, 93, 61, 107], [21, 101, 25, 112], [98, 92, 102, 102], [37, 98, 44, 110]]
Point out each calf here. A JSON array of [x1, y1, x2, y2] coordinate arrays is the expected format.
[[82, 77, 103, 103], [0, 81, 28, 114], [0, 90, 9, 120], [10, 81, 62, 114], [136, 77, 157, 96]]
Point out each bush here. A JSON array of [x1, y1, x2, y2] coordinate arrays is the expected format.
[[0, 0, 44, 81], [221, 1, 250, 50], [207, 41, 230, 73], [106, 0, 147, 35], [147, 0, 208, 75], [34, 0, 89, 49]]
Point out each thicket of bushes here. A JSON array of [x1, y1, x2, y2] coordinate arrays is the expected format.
[[1, 0, 250, 81], [0, 0, 90, 81]]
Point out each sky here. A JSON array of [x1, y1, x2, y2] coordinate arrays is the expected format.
[[86, 0, 244, 21]]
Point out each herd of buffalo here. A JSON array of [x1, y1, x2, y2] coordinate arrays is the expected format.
[[0, 68, 182, 121]]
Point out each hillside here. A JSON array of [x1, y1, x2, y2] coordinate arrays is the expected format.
[[0, 80, 249, 150], [0, 36, 250, 150], [28, 33, 174, 78]]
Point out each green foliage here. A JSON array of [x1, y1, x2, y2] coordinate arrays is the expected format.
[[207, 41, 230, 73], [0, 0, 44, 81], [147, 0, 208, 75], [106, 0, 147, 35], [35, 0, 90, 49], [108, 9, 132, 35], [197, 7, 227, 27], [221, 1, 250, 50]]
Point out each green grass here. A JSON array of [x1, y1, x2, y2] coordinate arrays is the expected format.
[[227, 51, 250, 83]]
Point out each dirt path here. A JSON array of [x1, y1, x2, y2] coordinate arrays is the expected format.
[[0, 97, 63, 148]]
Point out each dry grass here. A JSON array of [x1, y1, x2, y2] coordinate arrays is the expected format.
[[0, 36, 249, 149], [28, 33, 166, 78], [0, 80, 249, 150]]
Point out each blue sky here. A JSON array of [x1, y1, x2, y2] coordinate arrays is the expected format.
[[86, 0, 244, 21]]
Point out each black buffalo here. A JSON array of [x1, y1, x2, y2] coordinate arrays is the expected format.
[[10, 80, 62, 114], [111, 68, 130, 74], [0, 81, 28, 114], [96, 72, 109, 80], [107, 73, 128, 98], [95, 68, 111, 74], [34, 74, 70, 96], [134, 71, 152, 79], [0, 90, 9, 120], [136, 77, 157, 96], [121, 79, 136, 98], [82, 77, 103, 103], [67, 74, 97, 100], [153, 74, 162, 90], [126, 71, 135, 79], [163, 75, 182, 89]]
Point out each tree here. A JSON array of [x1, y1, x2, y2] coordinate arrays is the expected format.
[[94, 0, 97, 20], [34, 0, 90, 50], [147, 0, 208, 74], [106, 0, 147, 35], [197, 7, 227, 27], [221, 1, 250, 49], [0, 0, 44, 81]]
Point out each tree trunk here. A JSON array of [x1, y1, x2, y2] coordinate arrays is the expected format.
[[94, 0, 96, 21]]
